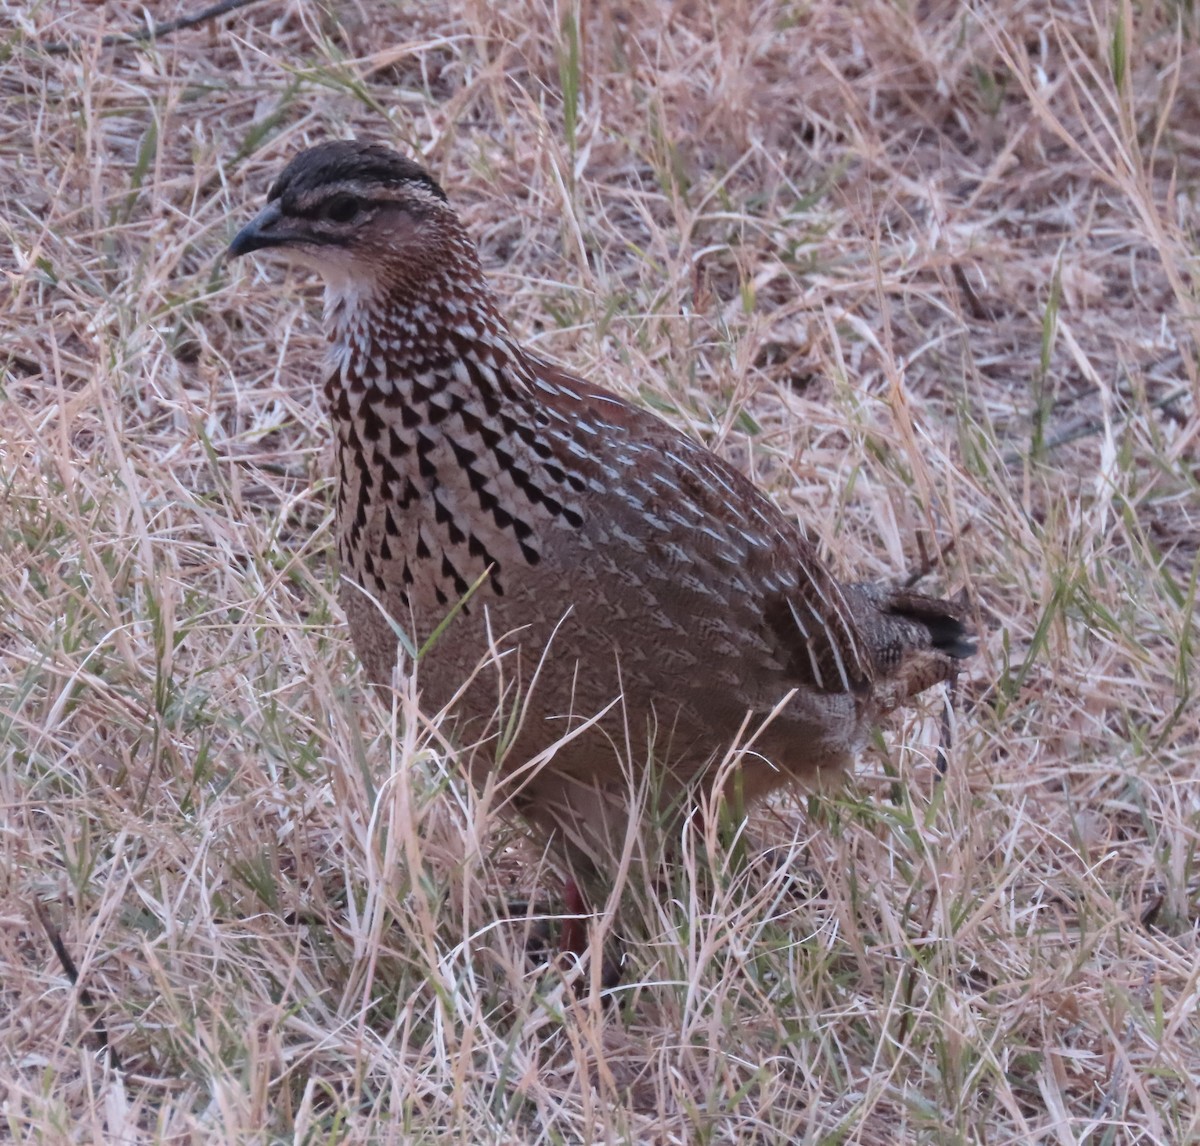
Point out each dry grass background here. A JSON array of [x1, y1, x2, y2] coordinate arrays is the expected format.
[[2, 0, 1198, 1141]]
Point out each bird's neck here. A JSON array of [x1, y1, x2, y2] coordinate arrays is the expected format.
[[323, 236, 535, 412]]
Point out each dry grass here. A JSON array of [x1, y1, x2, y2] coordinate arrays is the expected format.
[[2, 0, 1198, 1141]]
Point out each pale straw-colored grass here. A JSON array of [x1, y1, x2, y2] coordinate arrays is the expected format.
[[2, 0, 1198, 1141]]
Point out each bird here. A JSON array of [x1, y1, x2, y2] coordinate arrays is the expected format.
[[227, 139, 974, 936]]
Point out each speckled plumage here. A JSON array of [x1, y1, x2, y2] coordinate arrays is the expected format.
[[230, 140, 974, 874]]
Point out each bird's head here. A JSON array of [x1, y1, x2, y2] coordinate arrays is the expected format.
[[227, 140, 456, 295]]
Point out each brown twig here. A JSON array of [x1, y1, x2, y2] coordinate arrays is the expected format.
[[903, 528, 967, 589], [42, 0, 264, 55], [1000, 382, 1190, 467], [951, 262, 995, 322], [32, 899, 122, 1071]]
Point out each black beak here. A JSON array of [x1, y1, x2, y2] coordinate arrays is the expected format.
[[227, 200, 287, 259]]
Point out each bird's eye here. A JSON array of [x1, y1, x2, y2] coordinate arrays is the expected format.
[[323, 194, 361, 223]]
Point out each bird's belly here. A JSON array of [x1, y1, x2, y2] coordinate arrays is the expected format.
[[340, 500, 863, 792], [338, 487, 631, 734]]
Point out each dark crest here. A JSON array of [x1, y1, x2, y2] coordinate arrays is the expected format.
[[267, 141, 448, 205]]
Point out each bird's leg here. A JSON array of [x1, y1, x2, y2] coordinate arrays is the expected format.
[[555, 875, 626, 991], [558, 875, 589, 959]]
